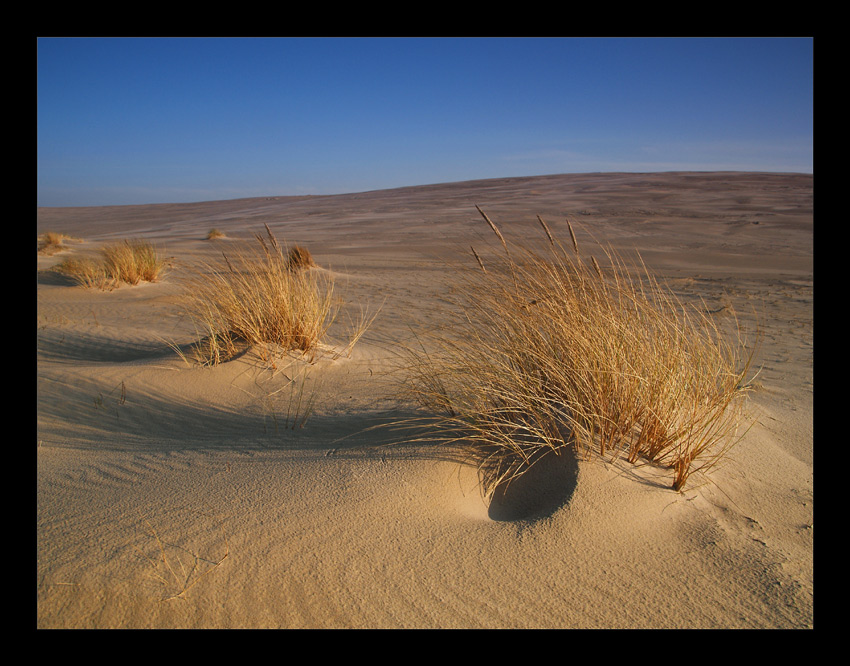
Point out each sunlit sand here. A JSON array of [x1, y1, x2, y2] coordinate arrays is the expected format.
[[37, 171, 812, 628]]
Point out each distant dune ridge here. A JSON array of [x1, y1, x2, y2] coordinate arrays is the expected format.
[[37, 172, 812, 629]]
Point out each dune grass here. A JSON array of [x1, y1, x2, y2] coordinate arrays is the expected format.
[[56, 239, 167, 290], [394, 208, 758, 493], [286, 245, 316, 271], [206, 228, 227, 240], [54, 256, 116, 290], [38, 231, 74, 255], [101, 239, 167, 285], [182, 225, 370, 366]]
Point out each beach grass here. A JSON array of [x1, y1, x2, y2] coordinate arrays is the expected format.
[[393, 208, 758, 493], [101, 239, 167, 285], [55, 239, 166, 290], [38, 231, 74, 255], [54, 256, 116, 290], [286, 245, 316, 271], [182, 225, 343, 366]]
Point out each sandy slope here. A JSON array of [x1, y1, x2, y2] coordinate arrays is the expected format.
[[36, 172, 812, 629]]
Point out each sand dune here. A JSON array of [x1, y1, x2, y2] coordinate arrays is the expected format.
[[37, 172, 812, 629]]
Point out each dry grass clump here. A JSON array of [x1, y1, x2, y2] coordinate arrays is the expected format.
[[55, 256, 116, 290], [395, 208, 758, 493], [182, 225, 348, 366], [206, 228, 227, 240], [56, 239, 167, 290], [286, 245, 316, 271], [101, 239, 166, 285], [38, 232, 74, 255]]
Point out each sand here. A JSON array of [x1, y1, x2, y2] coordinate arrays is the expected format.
[[36, 172, 813, 629]]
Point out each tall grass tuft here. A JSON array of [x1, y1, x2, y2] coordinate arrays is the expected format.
[[55, 239, 166, 290], [181, 226, 341, 366], [101, 239, 166, 285], [394, 209, 758, 493]]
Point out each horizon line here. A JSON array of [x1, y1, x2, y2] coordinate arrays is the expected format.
[[37, 169, 814, 210]]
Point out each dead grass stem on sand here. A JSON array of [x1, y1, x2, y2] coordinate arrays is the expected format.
[[182, 225, 372, 366], [134, 514, 229, 602], [394, 208, 759, 493]]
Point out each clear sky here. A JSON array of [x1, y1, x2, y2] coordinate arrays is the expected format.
[[37, 37, 813, 207]]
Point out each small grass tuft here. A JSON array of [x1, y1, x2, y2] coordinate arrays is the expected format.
[[206, 228, 227, 240], [55, 239, 167, 290], [101, 239, 167, 285], [286, 245, 316, 271], [38, 232, 74, 255], [55, 256, 117, 290]]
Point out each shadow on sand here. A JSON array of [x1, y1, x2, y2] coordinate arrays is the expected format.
[[486, 447, 579, 522]]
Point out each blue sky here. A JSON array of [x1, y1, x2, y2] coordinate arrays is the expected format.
[[37, 37, 813, 207]]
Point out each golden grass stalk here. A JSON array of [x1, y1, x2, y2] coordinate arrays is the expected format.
[[393, 210, 758, 493], [471, 246, 487, 273], [181, 228, 343, 366]]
